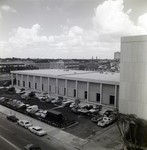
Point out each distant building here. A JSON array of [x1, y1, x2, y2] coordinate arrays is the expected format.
[[114, 51, 120, 60], [0, 61, 37, 73], [50, 60, 79, 70], [34, 62, 50, 69]]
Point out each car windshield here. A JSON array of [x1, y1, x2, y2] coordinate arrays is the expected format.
[[25, 122, 30, 124]]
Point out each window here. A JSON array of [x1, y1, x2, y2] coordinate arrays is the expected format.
[[96, 93, 100, 102], [29, 82, 31, 88], [42, 84, 44, 91], [18, 80, 20, 86], [35, 83, 37, 89], [84, 91, 87, 99], [23, 81, 25, 87], [74, 89, 76, 97], [110, 95, 115, 105], [64, 88, 66, 95]]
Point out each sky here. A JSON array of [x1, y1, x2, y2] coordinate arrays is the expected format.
[[0, 0, 147, 59]]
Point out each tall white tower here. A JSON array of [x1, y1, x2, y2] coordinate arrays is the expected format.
[[119, 35, 147, 119]]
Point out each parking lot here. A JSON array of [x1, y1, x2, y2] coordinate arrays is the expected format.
[[0, 84, 115, 139]]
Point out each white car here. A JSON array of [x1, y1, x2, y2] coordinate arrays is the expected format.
[[17, 120, 33, 128], [35, 109, 43, 117], [28, 126, 47, 136], [40, 110, 47, 118]]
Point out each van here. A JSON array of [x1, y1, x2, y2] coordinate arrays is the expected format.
[[26, 105, 38, 114]]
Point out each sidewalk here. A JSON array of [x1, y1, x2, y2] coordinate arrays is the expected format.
[[0, 105, 123, 150]]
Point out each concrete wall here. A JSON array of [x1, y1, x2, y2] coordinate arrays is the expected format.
[[58, 79, 65, 96], [67, 80, 76, 98], [28, 75, 34, 89], [49, 78, 56, 94], [42, 77, 48, 92], [89, 83, 100, 102], [77, 81, 87, 100], [102, 84, 115, 105], [119, 35, 147, 119]]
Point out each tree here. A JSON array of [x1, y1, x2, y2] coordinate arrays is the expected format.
[[114, 112, 147, 150]]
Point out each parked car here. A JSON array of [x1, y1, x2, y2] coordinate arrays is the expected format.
[[62, 100, 73, 107], [69, 102, 76, 108], [89, 105, 102, 114], [99, 108, 113, 116], [17, 120, 33, 128], [103, 110, 116, 117], [77, 107, 90, 115], [40, 110, 48, 118], [26, 105, 38, 114], [21, 91, 36, 100], [0, 97, 5, 102], [28, 126, 47, 136], [7, 115, 19, 122], [35, 109, 43, 117], [24, 144, 42, 150], [97, 116, 115, 127], [91, 116, 103, 123]]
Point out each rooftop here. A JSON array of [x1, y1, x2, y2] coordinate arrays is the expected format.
[[11, 69, 120, 85]]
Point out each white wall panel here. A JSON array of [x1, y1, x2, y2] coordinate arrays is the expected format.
[[77, 89, 84, 99], [67, 88, 74, 97], [35, 76, 40, 83], [49, 78, 56, 85], [58, 79, 65, 87], [42, 77, 48, 84], [67, 80, 75, 88], [77, 81, 87, 90], [58, 87, 64, 95]]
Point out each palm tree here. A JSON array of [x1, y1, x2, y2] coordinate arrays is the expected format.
[[115, 112, 147, 150]]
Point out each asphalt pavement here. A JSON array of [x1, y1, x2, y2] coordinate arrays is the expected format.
[[0, 104, 123, 150]]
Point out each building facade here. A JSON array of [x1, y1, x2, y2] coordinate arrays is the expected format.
[[114, 51, 121, 60], [11, 69, 119, 108], [50, 60, 79, 70], [119, 35, 147, 119]]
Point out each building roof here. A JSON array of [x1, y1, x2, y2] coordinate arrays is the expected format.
[[11, 69, 120, 85]]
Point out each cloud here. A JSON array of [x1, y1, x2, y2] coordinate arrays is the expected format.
[[137, 13, 147, 31], [0, 12, 1, 18], [1, 5, 17, 13], [92, 0, 147, 38], [9, 24, 48, 45], [127, 9, 132, 14], [47, 6, 51, 10], [1, 0, 147, 59]]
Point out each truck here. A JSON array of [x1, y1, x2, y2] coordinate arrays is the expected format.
[[45, 109, 63, 123]]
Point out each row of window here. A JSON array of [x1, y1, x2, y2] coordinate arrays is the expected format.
[[18, 80, 115, 105]]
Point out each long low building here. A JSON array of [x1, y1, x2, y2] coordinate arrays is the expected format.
[[11, 69, 119, 108]]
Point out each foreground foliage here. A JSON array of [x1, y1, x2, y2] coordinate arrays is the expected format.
[[114, 112, 147, 150]]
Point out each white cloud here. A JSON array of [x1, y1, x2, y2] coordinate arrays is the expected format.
[[1, 0, 147, 59], [137, 13, 147, 31], [92, 0, 147, 38], [1, 5, 17, 13], [127, 9, 132, 14], [47, 6, 51, 10]]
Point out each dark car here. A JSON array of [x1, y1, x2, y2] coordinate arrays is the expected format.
[[7, 115, 19, 122], [103, 110, 115, 117], [24, 144, 42, 150]]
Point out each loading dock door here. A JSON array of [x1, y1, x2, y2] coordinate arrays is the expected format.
[[96, 93, 100, 102]]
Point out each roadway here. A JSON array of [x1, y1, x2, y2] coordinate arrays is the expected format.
[[0, 113, 70, 150]]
